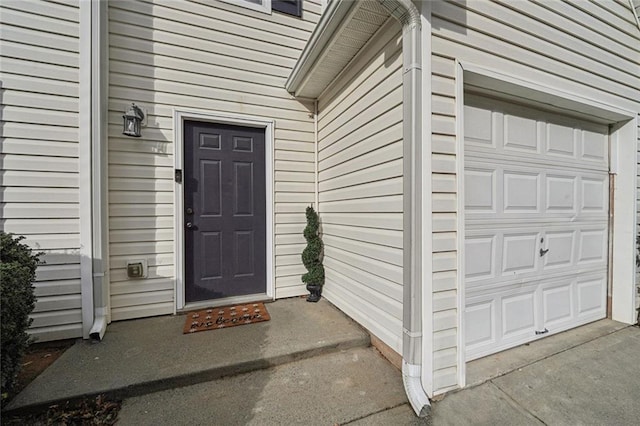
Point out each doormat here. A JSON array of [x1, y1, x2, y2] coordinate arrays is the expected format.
[[183, 302, 270, 334]]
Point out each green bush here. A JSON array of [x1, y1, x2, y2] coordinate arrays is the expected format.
[[1, 232, 39, 398], [301, 206, 324, 286]]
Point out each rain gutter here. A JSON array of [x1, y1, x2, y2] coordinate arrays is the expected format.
[[79, 0, 94, 340], [84, 0, 110, 341], [286, 0, 431, 416], [376, 0, 430, 417]]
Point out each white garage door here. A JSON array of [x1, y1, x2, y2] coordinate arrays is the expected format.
[[464, 94, 609, 361]]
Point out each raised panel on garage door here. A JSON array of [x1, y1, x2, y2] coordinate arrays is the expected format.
[[464, 94, 608, 361]]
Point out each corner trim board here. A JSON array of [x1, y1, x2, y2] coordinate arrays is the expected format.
[[420, 0, 434, 398], [454, 59, 466, 390]]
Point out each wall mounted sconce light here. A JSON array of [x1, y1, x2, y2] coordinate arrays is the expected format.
[[122, 103, 145, 137]]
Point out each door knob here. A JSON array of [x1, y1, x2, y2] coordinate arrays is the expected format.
[[186, 222, 193, 229]]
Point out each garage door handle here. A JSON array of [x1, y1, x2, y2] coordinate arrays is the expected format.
[[540, 248, 549, 257]]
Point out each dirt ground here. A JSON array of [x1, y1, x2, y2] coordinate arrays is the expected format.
[[12, 340, 75, 396]]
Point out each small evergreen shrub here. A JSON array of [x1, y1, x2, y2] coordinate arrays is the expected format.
[[301, 206, 324, 286], [1, 232, 39, 399]]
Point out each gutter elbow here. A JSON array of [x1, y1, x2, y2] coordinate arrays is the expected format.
[[378, 0, 421, 29], [89, 308, 108, 342], [403, 361, 432, 418]]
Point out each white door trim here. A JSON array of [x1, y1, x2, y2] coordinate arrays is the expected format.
[[173, 109, 275, 312], [456, 61, 638, 384]]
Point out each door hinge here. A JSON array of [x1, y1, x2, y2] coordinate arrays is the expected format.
[[175, 169, 183, 183]]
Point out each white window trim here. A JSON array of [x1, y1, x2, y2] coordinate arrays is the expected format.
[[173, 109, 275, 312], [455, 61, 638, 390], [220, 0, 272, 14]]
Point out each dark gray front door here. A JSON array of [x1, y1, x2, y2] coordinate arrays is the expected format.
[[184, 121, 266, 303]]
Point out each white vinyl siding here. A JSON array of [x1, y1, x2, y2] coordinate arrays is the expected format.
[[107, 0, 321, 320], [317, 21, 404, 352], [0, 0, 82, 341], [431, 0, 640, 394]]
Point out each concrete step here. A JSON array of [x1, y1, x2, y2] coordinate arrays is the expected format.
[[6, 298, 371, 413], [116, 346, 416, 426]]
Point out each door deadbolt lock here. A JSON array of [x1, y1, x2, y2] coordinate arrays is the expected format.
[[186, 207, 193, 215]]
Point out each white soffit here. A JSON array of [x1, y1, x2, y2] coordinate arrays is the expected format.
[[286, 0, 390, 99]]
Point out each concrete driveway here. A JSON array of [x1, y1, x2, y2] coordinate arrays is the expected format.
[[429, 324, 640, 425]]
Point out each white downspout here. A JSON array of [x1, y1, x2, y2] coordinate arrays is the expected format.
[[88, 0, 110, 341], [79, 0, 94, 340], [377, 0, 430, 417]]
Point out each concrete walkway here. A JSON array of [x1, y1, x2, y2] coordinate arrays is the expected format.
[[6, 298, 370, 412], [6, 297, 640, 425]]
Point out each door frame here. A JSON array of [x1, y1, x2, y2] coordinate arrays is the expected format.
[[173, 109, 275, 312], [454, 61, 638, 390]]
